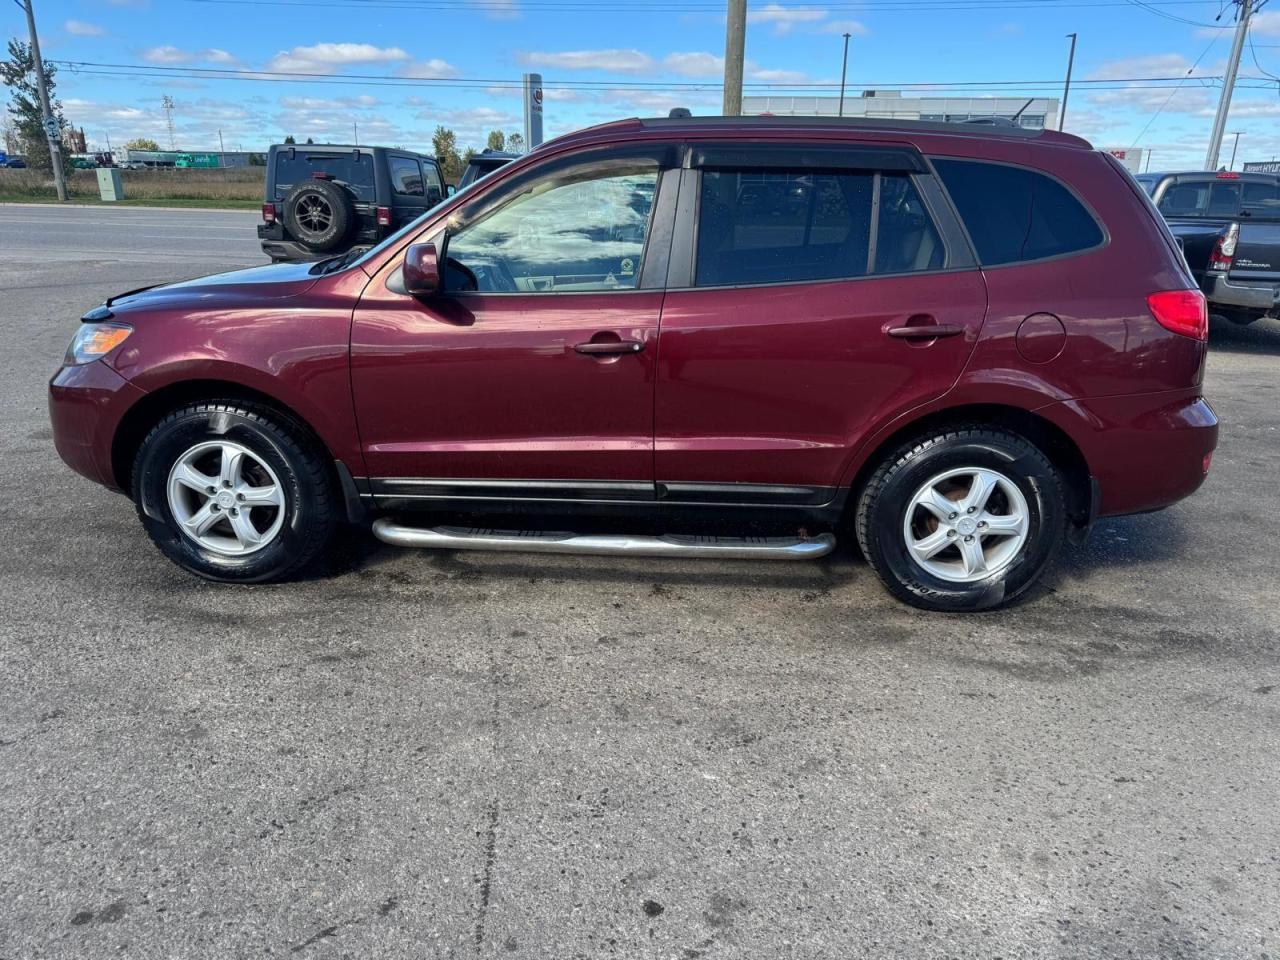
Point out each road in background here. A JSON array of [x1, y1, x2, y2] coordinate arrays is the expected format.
[[1, 204, 1278, 959]]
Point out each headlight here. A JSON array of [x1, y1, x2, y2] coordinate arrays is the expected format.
[[64, 322, 133, 365]]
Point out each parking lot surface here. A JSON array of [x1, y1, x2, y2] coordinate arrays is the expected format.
[[1, 204, 1278, 959]]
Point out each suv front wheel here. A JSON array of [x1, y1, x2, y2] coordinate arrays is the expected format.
[[856, 427, 1067, 612], [132, 401, 337, 582]]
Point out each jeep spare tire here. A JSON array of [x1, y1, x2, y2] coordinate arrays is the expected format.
[[282, 178, 354, 253]]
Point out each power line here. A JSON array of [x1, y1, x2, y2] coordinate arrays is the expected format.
[[1121, 0, 1230, 25], [181, 0, 1237, 9], [1132, 32, 1221, 145], [54, 58, 1258, 91]]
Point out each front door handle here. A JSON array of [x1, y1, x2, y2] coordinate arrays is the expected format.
[[886, 323, 965, 340], [574, 339, 645, 355]]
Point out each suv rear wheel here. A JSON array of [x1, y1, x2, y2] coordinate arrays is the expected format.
[[855, 427, 1067, 611], [282, 178, 354, 253], [131, 401, 337, 582]]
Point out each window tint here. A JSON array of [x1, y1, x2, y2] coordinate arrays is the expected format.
[[876, 175, 944, 273], [390, 156, 423, 197], [694, 170, 944, 286], [933, 158, 1103, 265], [1206, 181, 1241, 216], [446, 164, 658, 293], [1242, 180, 1280, 219], [273, 150, 374, 202]]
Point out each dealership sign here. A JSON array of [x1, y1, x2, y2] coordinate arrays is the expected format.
[[1103, 147, 1145, 173]]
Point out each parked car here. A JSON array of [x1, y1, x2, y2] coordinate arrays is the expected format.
[[457, 149, 519, 190], [49, 116, 1217, 611], [1136, 170, 1280, 325], [257, 143, 447, 262], [2, 155, 27, 168]]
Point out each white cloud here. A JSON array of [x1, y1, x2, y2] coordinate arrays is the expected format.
[[266, 43, 410, 74], [747, 65, 809, 83], [748, 4, 827, 35], [65, 19, 106, 37], [399, 58, 460, 79], [279, 95, 381, 110], [518, 49, 655, 74], [472, 0, 520, 18], [820, 19, 869, 35], [664, 52, 723, 77], [1251, 10, 1280, 35], [142, 46, 237, 65]]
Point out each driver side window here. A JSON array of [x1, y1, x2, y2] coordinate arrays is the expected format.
[[446, 164, 659, 293]]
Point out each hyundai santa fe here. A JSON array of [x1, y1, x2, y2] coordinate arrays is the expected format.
[[49, 116, 1218, 612]]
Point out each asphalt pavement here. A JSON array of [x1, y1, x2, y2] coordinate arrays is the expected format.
[[1, 203, 1278, 959]]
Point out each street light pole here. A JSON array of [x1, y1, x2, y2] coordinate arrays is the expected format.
[[1206, 0, 1253, 170], [723, 0, 747, 116], [838, 32, 852, 117], [17, 0, 66, 201], [1059, 33, 1077, 131], [1228, 131, 1243, 170]]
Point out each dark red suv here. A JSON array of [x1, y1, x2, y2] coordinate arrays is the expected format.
[[49, 116, 1217, 611]]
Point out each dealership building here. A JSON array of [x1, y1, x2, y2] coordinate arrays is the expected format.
[[743, 90, 1061, 131]]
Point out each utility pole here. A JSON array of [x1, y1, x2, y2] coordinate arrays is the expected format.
[[352, 121, 358, 146], [837, 32, 852, 117], [1206, 0, 1253, 169], [161, 95, 176, 150], [1228, 131, 1243, 170], [1059, 33, 1077, 131], [723, 0, 747, 116], [218, 129, 226, 169], [18, 0, 66, 201]]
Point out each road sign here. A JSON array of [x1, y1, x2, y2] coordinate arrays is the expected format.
[[42, 116, 60, 141]]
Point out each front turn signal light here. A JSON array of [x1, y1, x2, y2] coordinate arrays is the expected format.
[[64, 322, 133, 365]]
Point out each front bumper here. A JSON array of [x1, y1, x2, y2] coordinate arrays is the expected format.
[[49, 361, 146, 490], [1202, 273, 1279, 313]]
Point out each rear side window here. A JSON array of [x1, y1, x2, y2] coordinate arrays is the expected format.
[[422, 162, 444, 203], [389, 157, 423, 197], [273, 150, 374, 202], [694, 169, 941, 286], [933, 158, 1103, 265], [1242, 180, 1280, 219]]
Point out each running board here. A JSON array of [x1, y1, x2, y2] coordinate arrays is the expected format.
[[372, 519, 836, 561]]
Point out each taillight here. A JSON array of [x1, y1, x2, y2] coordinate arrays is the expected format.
[[376, 205, 392, 227], [1147, 289, 1208, 341], [1208, 222, 1238, 272], [261, 202, 276, 223]]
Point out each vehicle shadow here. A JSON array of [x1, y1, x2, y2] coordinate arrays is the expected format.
[[1057, 508, 1189, 573], [1207, 314, 1280, 356]]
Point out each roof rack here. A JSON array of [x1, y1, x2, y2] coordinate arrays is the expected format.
[[638, 115, 1049, 140]]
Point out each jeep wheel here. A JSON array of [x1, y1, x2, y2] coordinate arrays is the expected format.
[[282, 178, 354, 253]]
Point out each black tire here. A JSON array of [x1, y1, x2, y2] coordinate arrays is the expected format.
[[131, 401, 337, 583], [855, 426, 1067, 612], [282, 179, 354, 253]]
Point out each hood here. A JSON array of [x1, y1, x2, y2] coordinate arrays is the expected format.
[[108, 260, 322, 310]]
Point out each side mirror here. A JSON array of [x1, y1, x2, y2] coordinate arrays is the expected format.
[[403, 242, 440, 296]]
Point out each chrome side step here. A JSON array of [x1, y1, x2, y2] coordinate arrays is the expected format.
[[372, 519, 836, 561]]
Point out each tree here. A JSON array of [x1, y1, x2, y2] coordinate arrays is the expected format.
[[506, 132, 525, 154], [0, 39, 66, 173], [125, 137, 160, 151], [305, 136, 314, 144], [485, 129, 506, 152], [283, 134, 296, 144], [432, 125, 464, 183]]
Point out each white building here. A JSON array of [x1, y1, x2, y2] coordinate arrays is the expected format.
[[743, 90, 1060, 131]]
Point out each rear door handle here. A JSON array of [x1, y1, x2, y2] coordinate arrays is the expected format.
[[574, 339, 645, 355], [886, 323, 965, 340]]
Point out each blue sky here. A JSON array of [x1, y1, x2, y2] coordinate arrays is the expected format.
[[7, 0, 1280, 168]]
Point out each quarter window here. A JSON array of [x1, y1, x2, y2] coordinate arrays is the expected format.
[[694, 169, 942, 287], [933, 158, 1103, 265], [446, 163, 658, 293], [422, 162, 445, 203]]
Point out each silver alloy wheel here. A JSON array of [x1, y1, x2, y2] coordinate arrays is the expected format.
[[166, 440, 286, 556], [902, 466, 1030, 583]]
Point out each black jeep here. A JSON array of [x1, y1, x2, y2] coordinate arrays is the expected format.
[[258, 143, 447, 262]]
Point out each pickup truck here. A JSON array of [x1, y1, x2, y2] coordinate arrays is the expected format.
[[1136, 170, 1280, 325]]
